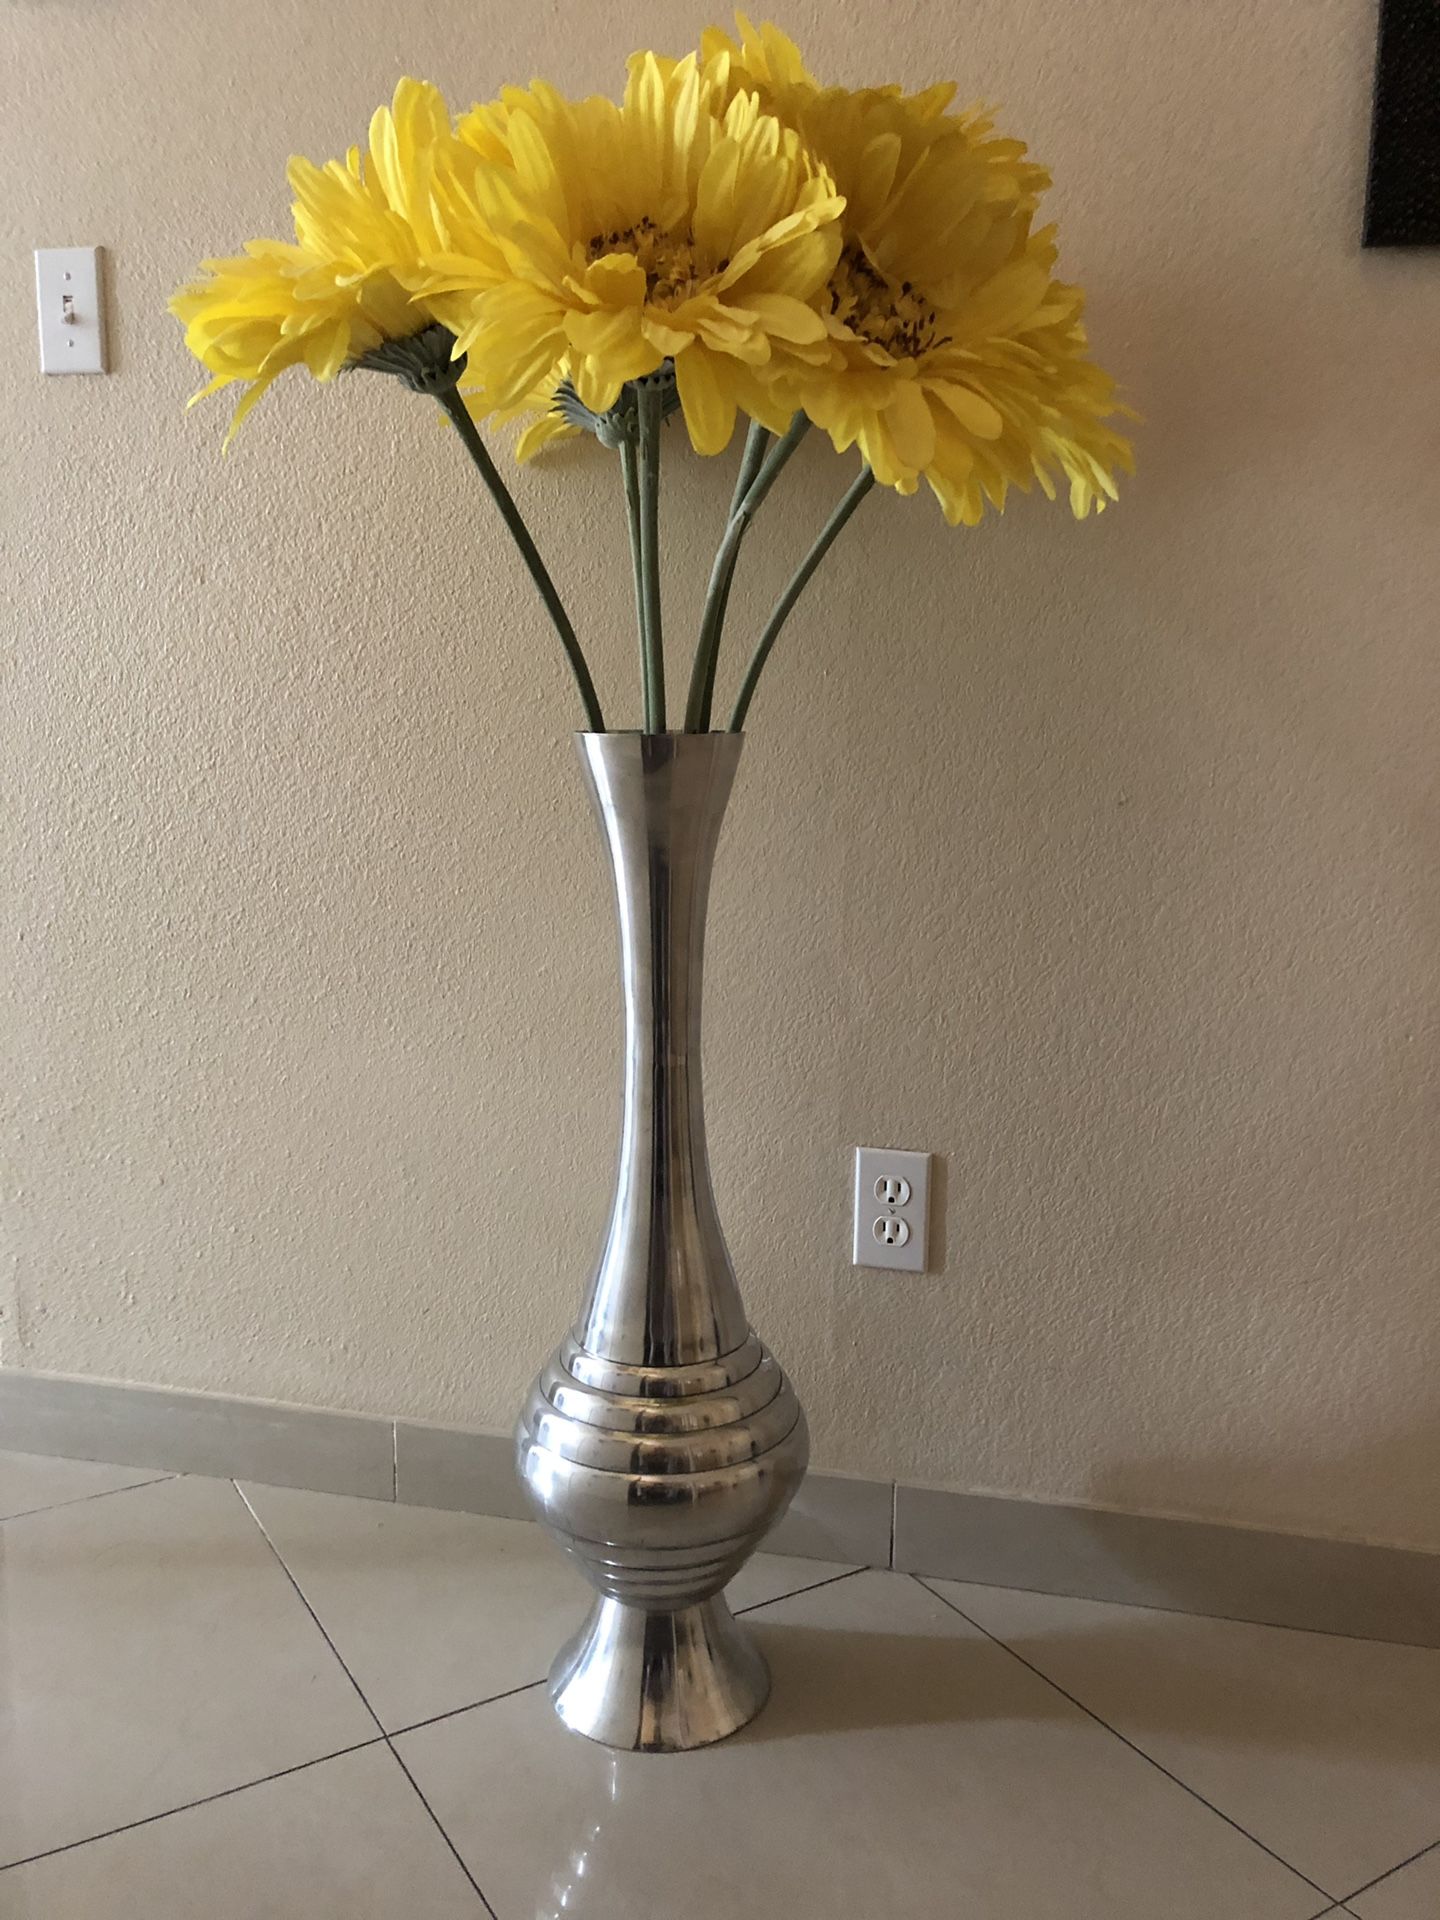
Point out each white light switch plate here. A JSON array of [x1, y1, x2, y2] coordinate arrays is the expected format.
[[35, 247, 106, 374], [853, 1147, 931, 1272]]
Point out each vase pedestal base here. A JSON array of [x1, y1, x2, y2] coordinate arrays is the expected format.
[[548, 1593, 770, 1753]]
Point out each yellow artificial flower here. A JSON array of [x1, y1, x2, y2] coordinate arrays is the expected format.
[[171, 79, 451, 444], [699, 19, 1134, 522], [420, 53, 845, 457]]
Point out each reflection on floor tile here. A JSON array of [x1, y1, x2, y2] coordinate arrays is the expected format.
[[0, 1745, 483, 1919], [0, 1450, 167, 1521], [934, 1577, 1440, 1898], [0, 1476, 377, 1865], [397, 1569, 1321, 1920], [240, 1482, 854, 1733], [1349, 1843, 1440, 1919]]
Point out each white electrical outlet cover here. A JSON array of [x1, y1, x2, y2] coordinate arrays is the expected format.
[[853, 1146, 931, 1272], [35, 246, 106, 375]]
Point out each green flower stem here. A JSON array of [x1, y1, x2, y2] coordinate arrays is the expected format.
[[635, 381, 666, 733], [728, 466, 877, 733], [684, 414, 809, 733], [728, 417, 774, 519], [680, 418, 770, 734], [619, 431, 647, 699], [436, 388, 604, 732]]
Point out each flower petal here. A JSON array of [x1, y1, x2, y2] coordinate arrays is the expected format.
[[741, 292, 828, 343], [880, 379, 937, 473], [675, 344, 738, 455], [930, 380, 1005, 441]]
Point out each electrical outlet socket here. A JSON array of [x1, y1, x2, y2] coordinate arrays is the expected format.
[[853, 1147, 931, 1272]]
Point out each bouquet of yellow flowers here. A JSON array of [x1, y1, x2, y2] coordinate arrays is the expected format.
[[172, 16, 1134, 734]]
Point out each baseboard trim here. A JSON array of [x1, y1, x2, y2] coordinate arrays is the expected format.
[[0, 1367, 395, 1502], [4, 1368, 1435, 1647], [893, 1484, 1440, 1649]]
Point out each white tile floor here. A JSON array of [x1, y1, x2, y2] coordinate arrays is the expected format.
[[0, 1450, 1434, 1918]]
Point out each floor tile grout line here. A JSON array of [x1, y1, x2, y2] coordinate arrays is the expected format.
[[734, 1565, 866, 1616], [383, 1738, 499, 1919], [1337, 1834, 1440, 1905], [231, 1480, 509, 1917], [393, 1676, 551, 1739], [915, 1575, 1340, 1907], [0, 1738, 388, 1874], [0, 1471, 177, 1525], [229, 1481, 386, 1739]]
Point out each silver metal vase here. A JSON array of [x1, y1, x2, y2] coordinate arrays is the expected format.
[[516, 730, 808, 1753]]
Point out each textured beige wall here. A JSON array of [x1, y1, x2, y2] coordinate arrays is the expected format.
[[5, 0, 1438, 1551]]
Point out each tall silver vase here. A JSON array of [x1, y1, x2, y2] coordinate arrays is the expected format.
[[516, 731, 808, 1752]]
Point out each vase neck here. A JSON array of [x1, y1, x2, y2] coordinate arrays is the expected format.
[[574, 732, 750, 1368]]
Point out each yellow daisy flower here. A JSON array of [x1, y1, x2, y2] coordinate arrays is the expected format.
[[171, 79, 451, 444], [419, 52, 845, 457], [699, 20, 1134, 522]]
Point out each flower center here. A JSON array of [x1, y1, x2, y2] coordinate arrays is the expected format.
[[828, 244, 946, 360], [586, 217, 712, 307]]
